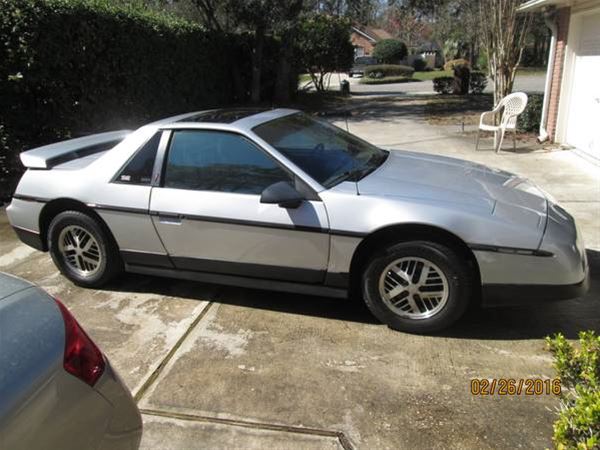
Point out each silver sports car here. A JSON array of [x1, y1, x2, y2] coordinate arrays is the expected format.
[[0, 272, 142, 449], [7, 108, 589, 333]]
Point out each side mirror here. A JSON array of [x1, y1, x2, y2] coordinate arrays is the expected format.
[[260, 181, 304, 209]]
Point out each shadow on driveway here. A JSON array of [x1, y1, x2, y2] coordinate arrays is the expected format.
[[102, 250, 599, 342]]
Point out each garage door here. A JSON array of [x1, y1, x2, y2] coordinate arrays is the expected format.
[[566, 12, 600, 159]]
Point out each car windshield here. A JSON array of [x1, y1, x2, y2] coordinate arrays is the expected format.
[[253, 113, 388, 188]]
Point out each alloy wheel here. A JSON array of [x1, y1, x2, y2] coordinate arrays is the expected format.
[[378, 257, 449, 319], [58, 225, 102, 277]]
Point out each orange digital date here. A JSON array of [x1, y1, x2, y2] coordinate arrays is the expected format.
[[470, 378, 561, 396]]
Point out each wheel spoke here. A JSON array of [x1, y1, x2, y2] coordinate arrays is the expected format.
[[58, 225, 102, 277], [378, 256, 449, 320]]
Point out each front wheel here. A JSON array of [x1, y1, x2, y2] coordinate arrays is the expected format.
[[362, 241, 472, 334], [48, 211, 122, 287]]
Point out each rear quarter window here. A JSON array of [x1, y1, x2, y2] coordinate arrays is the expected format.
[[115, 133, 161, 185]]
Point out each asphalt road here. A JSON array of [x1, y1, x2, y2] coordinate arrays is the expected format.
[[316, 72, 546, 96]]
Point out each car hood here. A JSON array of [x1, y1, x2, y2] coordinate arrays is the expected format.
[[358, 150, 548, 215]]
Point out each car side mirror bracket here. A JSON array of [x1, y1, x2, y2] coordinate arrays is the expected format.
[[260, 181, 304, 209]]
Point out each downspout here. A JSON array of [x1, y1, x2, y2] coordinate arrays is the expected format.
[[538, 7, 558, 142]]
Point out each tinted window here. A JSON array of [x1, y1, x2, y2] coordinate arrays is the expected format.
[[116, 133, 160, 185], [164, 131, 290, 194], [253, 113, 387, 188]]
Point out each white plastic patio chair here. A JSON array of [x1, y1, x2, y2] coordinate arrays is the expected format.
[[476, 92, 528, 153]]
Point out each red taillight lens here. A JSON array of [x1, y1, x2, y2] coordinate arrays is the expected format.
[[54, 298, 105, 387]]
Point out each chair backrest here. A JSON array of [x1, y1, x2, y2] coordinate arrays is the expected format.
[[498, 92, 528, 129]]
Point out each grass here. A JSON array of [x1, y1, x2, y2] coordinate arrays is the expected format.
[[516, 66, 546, 76], [359, 76, 418, 85], [299, 73, 312, 84], [412, 70, 453, 80]]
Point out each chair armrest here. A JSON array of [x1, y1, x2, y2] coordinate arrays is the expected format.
[[479, 110, 497, 127]]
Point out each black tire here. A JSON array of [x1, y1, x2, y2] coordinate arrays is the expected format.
[[48, 210, 122, 287], [362, 241, 472, 334]]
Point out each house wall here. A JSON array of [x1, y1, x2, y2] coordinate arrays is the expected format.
[[547, 6, 570, 141], [351, 32, 375, 56]]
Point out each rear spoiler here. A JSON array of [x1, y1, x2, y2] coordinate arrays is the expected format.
[[20, 130, 132, 169]]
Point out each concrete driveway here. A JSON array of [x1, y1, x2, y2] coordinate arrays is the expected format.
[[1, 105, 598, 449]]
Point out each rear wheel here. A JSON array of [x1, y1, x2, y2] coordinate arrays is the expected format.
[[362, 241, 472, 333], [48, 211, 121, 287]]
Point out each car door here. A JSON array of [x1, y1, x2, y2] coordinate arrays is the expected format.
[[149, 129, 330, 283]]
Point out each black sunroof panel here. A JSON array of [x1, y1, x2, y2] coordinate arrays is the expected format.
[[179, 108, 269, 124]]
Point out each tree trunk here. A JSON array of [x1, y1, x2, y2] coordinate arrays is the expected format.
[[251, 24, 265, 104], [275, 37, 293, 103]]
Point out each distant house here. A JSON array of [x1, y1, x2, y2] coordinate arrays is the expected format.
[[350, 26, 393, 57], [519, 0, 600, 162]]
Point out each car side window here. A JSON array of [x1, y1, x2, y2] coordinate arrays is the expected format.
[[163, 130, 290, 195], [115, 132, 160, 185]]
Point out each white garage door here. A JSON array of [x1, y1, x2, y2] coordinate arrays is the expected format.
[[566, 12, 600, 158]]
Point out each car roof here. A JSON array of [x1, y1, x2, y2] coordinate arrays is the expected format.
[[149, 108, 298, 132]]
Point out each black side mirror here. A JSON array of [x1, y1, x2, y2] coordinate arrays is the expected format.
[[260, 181, 304, 209]]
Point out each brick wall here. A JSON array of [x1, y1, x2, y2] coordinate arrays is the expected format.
[[351, 32, 375, 56], [546, 7, 571, 141]]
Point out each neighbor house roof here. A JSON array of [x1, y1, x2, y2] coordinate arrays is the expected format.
[[351, 26, 393, 43]]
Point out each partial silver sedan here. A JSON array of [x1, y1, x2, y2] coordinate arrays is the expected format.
[[0, 272, 142, 449], [7, 108, 589, 333]]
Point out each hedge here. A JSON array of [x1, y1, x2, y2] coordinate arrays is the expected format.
[[433, 76, 454, 94], [469, 71, 488, 94], [364, 64, 414, 79], [518, 93, 543, 132], [0, 0, 276, 201], [359, 76, 416, 85]]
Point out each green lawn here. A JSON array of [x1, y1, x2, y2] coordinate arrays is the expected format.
[[299, 73, 312, 84], [412, 70, 453, 80], [516, 66, 546, 76]]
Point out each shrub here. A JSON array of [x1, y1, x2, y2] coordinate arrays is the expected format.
[[359, 76, 415, 85], [365, 64, 414, 79], [546, 332, 599, 450], [433, 76, 454, 94], [518, 94, 543, 132], [0, 0, 285, 201], [443, 58, 470, 71], [469, 71, 488, 94], [372, 39, 408, 64], [412, 58, 427, 72]]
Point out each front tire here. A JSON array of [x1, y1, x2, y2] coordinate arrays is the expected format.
[[48, 211, 121, 287], [362, 241, 472, 334]]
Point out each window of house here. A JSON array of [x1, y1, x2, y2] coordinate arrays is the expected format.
[[163, 130, 290, 194]]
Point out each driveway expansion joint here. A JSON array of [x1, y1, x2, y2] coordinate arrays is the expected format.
[[133, 301, 215, 402], [140, 407, 354, 450]]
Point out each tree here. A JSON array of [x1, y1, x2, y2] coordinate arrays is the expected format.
[[296, 14, 354, 92], [373, 39, 407, 63], [384, 5, 431, 51], [478, 0, 531, 105]]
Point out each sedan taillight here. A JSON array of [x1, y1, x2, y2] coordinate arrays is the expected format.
[[54, 298, 105, 387]]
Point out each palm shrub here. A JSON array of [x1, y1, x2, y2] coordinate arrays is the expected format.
[[546, 331, 600, 450]]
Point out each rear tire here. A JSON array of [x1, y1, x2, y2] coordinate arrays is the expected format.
[[362, 241, 472, 334], [48, 210, 121, 287]]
